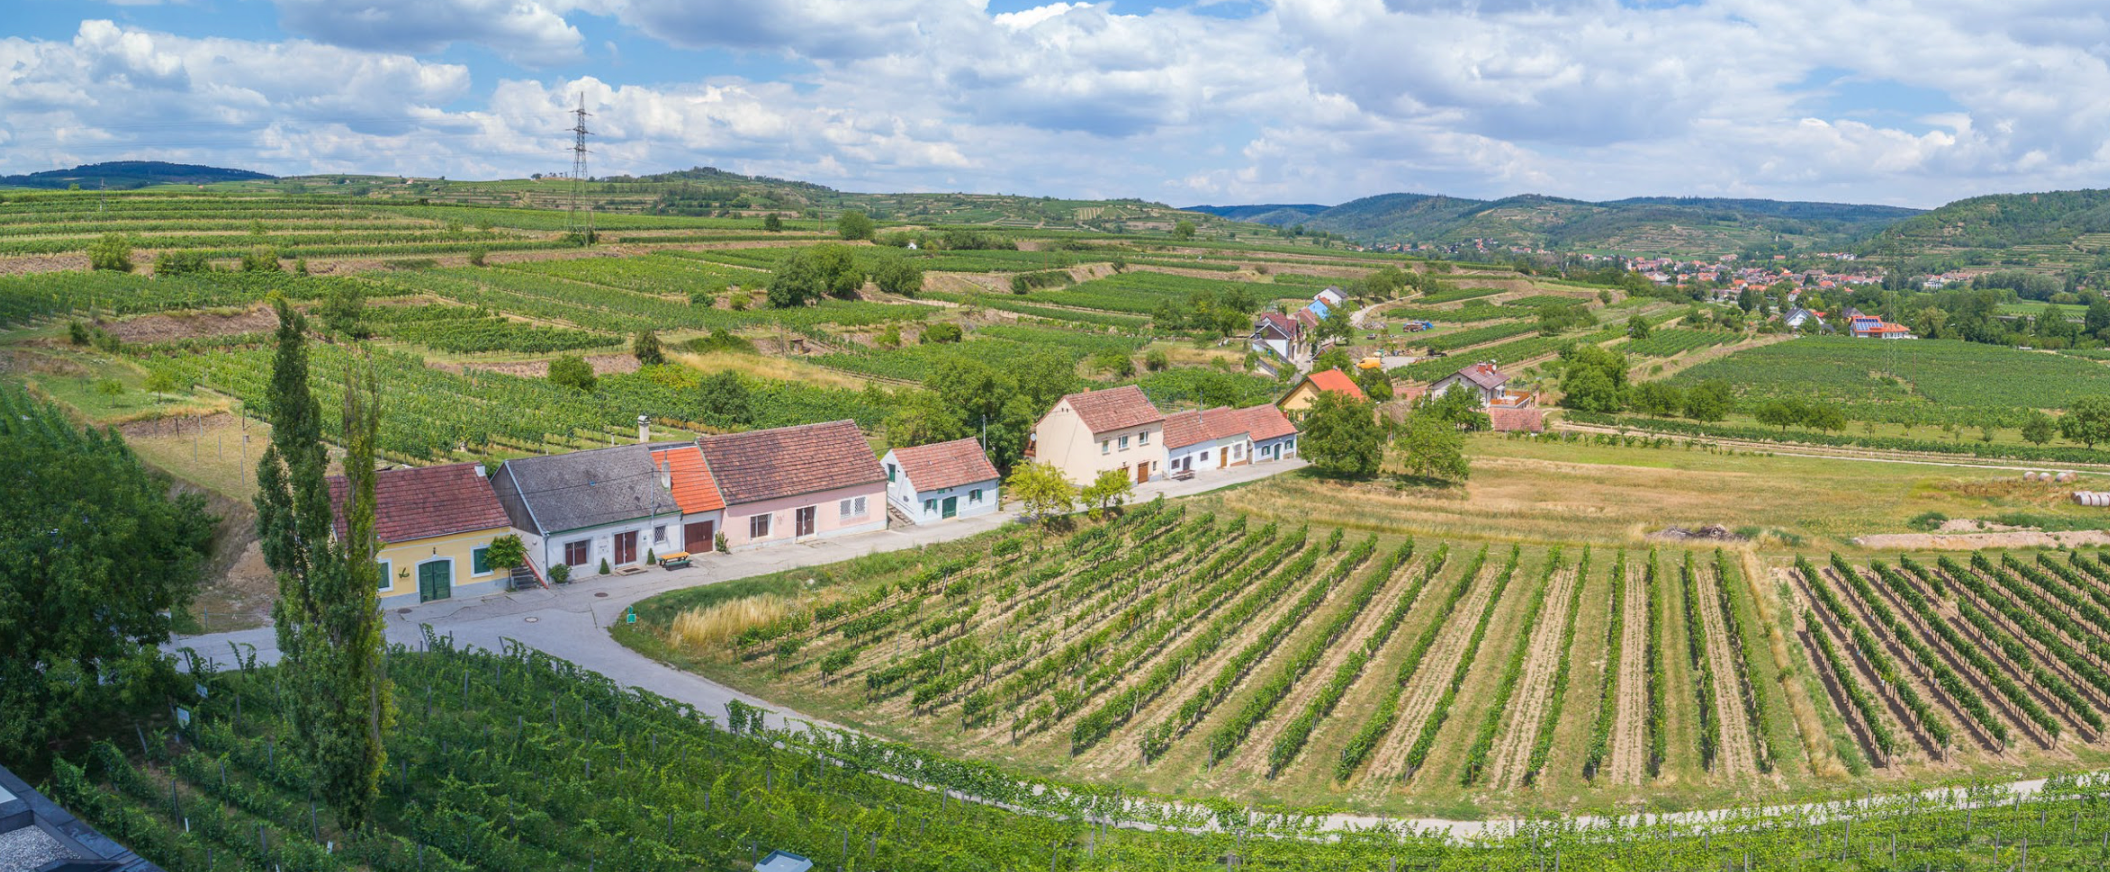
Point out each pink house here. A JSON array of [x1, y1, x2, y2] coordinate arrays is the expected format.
[[696, 420, 888, 551]]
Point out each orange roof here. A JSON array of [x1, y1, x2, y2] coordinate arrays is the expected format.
[[1239, 404, 1297, 441], [650, 445, 726, 515], [888, 438, 999, 492], [1304, 368, 1366, 401]]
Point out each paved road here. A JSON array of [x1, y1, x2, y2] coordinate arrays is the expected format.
[[171, 458, 1306, 737]]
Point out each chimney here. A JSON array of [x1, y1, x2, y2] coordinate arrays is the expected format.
[[474, 463, 487, 478], [638, 414, 650, 444], [659, 457, 671, 489]]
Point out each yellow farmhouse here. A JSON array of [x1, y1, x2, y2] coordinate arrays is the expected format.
[[329, 462, 518, 602], [1027, 384, 1167, 486]]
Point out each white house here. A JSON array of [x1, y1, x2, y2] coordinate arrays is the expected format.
[[1163, 404, 1300, 476], [882, 437, 1001, 524], [491, 443, 685, 579], [1316, 286, 1346, 308], [1027, 385, 1166, 486], [1428, 362, 1530, 407]]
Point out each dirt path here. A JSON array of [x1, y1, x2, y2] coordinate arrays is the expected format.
[[1360, 559, 1499, 782], [1489, 566, 1580, 788], [1695, 565, 1759, 778], [1218, 554, 1428, 777], [1609, 563, 1651, 785]]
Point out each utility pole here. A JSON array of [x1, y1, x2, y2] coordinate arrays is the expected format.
[[568, 92, 593, 242]]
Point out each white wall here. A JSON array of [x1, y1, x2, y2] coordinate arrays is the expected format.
[[890, 477, 999, 524], [538, 514, 682, 578]]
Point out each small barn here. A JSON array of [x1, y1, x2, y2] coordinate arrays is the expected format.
[[883, 437, 1001, 524]]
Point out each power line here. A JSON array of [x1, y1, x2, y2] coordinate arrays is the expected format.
[[569, 92, 592, 240]]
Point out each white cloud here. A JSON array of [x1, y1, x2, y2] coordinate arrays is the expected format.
[[271, 0, 584, 66]]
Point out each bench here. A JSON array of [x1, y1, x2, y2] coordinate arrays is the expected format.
[[659, 552, 693, 571]]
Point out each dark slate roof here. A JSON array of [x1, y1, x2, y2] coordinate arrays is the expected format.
[[492, 443, 682, 535], [0, 764, 165, 872], [697, 420, 884, 505], [327, 462, 511, 544]]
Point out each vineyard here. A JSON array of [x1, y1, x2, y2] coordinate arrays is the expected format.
[[43, 633, 2110, 871], [1622, 327, 1736, 357], [621, 505, 2110, 814], [1670, 336, 2110, 426]]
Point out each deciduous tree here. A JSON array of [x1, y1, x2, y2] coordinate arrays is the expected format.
[[2060, 396, 2110, 448], [1300, 391, 1383, 479], [1080, 468, 1135, 519], [547, 355, 596, 391], [1006, 461, 1076, 527], [1394, 410, 1469, 482]]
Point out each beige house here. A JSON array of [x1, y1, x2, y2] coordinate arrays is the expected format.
[[1027, 384, 1166, 486]]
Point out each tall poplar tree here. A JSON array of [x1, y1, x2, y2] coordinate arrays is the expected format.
[[255, 299, 393, 829]]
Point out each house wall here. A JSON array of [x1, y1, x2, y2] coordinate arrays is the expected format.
[[1032, 404, 1164, 486], [673, 510, 724, 555], [536, 513, 685, 579], [1428, 375, 1496, 406], [1254, 433, 1298, 461], [890, 476, 1000, 525], [1278, 382, 1321, 422], [375, 526, 513, 602], [721, 482, 887, 551]]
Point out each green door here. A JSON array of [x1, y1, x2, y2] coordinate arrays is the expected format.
[[941, 496, 958, 519], [418, 560, 452, 603]]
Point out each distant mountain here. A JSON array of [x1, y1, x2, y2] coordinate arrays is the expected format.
[[1865, 189, 2110, 251], [1191, 192, 1923, 256], [0, 161, 273, 190]]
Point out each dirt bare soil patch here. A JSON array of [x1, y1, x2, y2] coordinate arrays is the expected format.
[[1650, 525, 1746, 543], [437, 352, 641, 378], [1489, 567, 1580, 787], [1853, 530, 2110, 550], [103, 305, 279, 343], [0, 253, 89, 275], [1610, 566, 1651, 785]]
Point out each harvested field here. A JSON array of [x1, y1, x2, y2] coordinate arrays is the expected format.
[[1693, 564, 1759, 777], [1359, 558, 1500, 782]]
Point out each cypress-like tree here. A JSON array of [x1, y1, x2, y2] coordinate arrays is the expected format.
[[255, 298, 393, 829]]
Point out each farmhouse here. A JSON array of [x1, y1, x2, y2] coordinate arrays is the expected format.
[[1428, 362, 1532, 407], [1277, 368, 1365, 423], [648, 444, 726, 556], [1163, 404, 1300, 476], [328, 462, 515, 602], [698, 419, 887, 550], [491, 443, 684, 581], [882, 437, 1001, 524], [1250, 311, 1305, 361], [1028, 384, 1166, 486], [1846, 310, 1913, 339]]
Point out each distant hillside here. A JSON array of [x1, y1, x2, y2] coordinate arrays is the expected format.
[[0, 161, 272, 190], [1865, 189, 2110, 251], [1185, 203, 1329, 224], [1192, 192, 1921, 256]]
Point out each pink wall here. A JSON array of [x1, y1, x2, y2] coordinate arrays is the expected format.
[[719, 481, 887, 549]]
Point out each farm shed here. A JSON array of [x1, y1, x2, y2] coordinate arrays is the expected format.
[[883, 437, 1001, 524]]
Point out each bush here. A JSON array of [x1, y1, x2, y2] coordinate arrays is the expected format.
[[468, 247, 488, 267], [921, 322, 963, 344], [88, 234, 132, 272], [67, 321, 90, 346], [1907, 511, 1948, 532], [548, 355, 597, 391], [715, 531, 729, 553], [240, 246, 282, 273], [598, 557, 611, 575], [153, 250, 213, 276], [549, 564, 571, 584], [837, 210, 875, 241], [1144, 349, 1169, 371]]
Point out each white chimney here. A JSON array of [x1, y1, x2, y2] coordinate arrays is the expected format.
[[659, 458, 671, 489], [638, 414, 650, 444]]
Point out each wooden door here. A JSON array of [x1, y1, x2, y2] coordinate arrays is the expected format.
[[941, 496, 958, 519], [684, 520, 714, 553], [1134, 463, 1149, 484], [614, 531, 638, 565], [418, 561, 451, 603], [795, 506, 817, 537]]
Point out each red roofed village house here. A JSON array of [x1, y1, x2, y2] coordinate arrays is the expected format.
[[1162, 404, 1300, 476], [1276, 368, 1365, 423], [882, 437, 1002, 524], [698, 419, 888, 550], [1028, 385, 1167, 486], [1428, 362, 1533, 408], [328, 462, 517, 602]]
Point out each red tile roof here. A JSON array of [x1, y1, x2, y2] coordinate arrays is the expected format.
[[1239, 404, 1297, 441], [888, 437, 999, 492], [697, 420, 884, 505], [649, 445, 726, 515], [327, 462, 512, 545], [1304, 368, 1366, 401], [1488, 407, 1545, 433], [1162, 409, 1211, 449], [1060, 385, 1164, 434]]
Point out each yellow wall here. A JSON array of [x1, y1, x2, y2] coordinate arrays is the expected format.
[[1033, 401, 1163, 486], [1277, 381, 1321, 421], [373, 527, 513, 600]]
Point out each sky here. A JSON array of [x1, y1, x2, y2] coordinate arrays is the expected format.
[[2, 0, 2108, 208]]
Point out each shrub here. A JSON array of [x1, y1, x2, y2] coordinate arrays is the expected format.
[[88, 233, 132, 272], [715, 531, 729, 553], [598, 557, 611, 575], [67, 321, 91, 345], [1907, 511, 1948, 532], [240, 246, 281, 272], [153, 250, 213, 275], [921, 322, 963, 344], [549, 564, 570, 584], [548, 355, 597, 391]]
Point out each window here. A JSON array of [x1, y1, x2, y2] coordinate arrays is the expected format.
[[924, 498, 938, 515], [840, 496, 866, 519], [1138, 431, 1150, 445], [750, 514, 772, 539], [969, 488, 982, 504], [563, 540, 590, 567], [1200, 450, 1210, 462], [653, 525, 668, 545], [1100, 439, 1110, 455], [1119, 435, 1131, 450], [886, 463, 897, 483], [471, 547, 490, 576], [377, 560, 392, 591]]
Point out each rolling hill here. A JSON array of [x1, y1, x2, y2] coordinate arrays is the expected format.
[[1189, 194, 1921, 256], [0, 160, 273, 190]]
